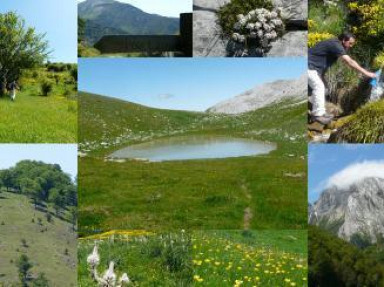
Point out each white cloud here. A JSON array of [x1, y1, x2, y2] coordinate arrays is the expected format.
[[326, 160, 384, 190], [158, 93, 175, 100]]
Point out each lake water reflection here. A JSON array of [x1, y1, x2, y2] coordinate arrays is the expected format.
[[109, 135, 276, 162]]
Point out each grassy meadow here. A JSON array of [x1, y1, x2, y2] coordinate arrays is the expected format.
[[192, 230, 307, 286], [78, 92, 307, 234], [78, 229, 307, 287], [0, 64, 77, 143], [0, 191, 77, 286]]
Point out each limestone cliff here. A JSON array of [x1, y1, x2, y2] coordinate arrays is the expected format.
[[310, 177, 384, 242]]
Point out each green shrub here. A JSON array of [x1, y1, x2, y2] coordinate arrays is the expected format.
[[66, 63, 73, 71], [32, 71, 39, 78], [46, 63, 66, 73], [70, 67, 77, 82], [40, 81, 53, 97], [373, 50, 384, 70], [54, 74, 60, 85]]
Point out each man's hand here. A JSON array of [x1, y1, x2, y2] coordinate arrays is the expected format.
[[340, 55, 376, 78], [365, 71, 377, 79]]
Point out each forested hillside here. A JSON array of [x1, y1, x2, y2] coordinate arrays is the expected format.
[[309, 225, 384, 287], [0, 160, 76, 215]]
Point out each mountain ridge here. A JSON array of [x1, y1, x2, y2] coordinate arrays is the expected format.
[[207, 74, 307, 114], [310, 177, 384, 242], [78, 0, 180, 44]]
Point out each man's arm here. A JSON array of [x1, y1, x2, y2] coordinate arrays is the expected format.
[[340, 55, 376, 78]]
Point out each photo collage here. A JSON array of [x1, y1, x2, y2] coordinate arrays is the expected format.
[[0, 0, 383, 286]]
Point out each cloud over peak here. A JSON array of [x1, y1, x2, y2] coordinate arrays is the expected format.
[[326, 160, 384, 190]]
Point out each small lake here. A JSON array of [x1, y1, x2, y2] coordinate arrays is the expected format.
[[109, 135, 276, 162]]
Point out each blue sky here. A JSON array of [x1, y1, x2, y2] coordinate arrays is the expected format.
[[79, 58, 306, 111], [0, 0, 77, 63], [308, 144, 384, 203], [77, 0, 192, 17], [0, 145, 77, 179]]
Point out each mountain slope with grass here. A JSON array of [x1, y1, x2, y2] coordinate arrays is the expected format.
[[0, 191, 77, 286], [78, 0, 180, 44], [79, 92, 307, 234]]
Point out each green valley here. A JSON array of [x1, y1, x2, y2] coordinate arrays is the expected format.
[[78, 92, 307, 235]]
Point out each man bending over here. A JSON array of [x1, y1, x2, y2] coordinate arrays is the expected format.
[[308, 32, 376, 124]]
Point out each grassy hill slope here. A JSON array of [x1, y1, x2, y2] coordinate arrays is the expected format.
[[79, 92, 307, 234], [0, 67, 77, 143], [0, 191, 77, 286]]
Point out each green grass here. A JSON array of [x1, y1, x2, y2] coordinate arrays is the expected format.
[[79, 93, 307, 235], [192, 230, 307, 286], [330, 99, 384, 143], [78, 43, 101, 57], [0, 67, 77, 143], [78, 230, 191, 287], [0, 191, 77, 286]]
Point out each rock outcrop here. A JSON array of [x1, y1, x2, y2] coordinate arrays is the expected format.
[[311, 177, 384, 242], [207, 74, 307, 114]]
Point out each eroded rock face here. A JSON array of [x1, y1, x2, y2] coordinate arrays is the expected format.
[[267, 31, 307, 57], [207, 74, 307, 114], [312, 177, 384, 242], [193, 0, 230, 57], [271, 0, 308, 21]]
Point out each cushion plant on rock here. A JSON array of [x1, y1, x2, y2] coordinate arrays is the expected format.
[[217, 0, 286, 56]]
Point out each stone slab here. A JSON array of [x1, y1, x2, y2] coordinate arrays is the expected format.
[[267, 31, 308, 57], [272, 0, 308, 21]]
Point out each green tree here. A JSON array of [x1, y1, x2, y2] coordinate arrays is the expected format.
[[32, 273, 50, 287], [350, 232, 372, 249], [0, 169, 15, 191], [68, 206, 77, 231], [19, 177, 41, 207], [48, 188, 63, 216], [70, 67, 77, 83], [2, 160, 76, 210], [17, 254, 32, 287], [78, 17, 86, 43], [0, 12, 49, 83]]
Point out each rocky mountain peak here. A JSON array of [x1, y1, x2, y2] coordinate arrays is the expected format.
[[310, 177, 384, 243], [207, 74, 307, 114]]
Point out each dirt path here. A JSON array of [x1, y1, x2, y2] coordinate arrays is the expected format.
[[241, 180, 253, 230]]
